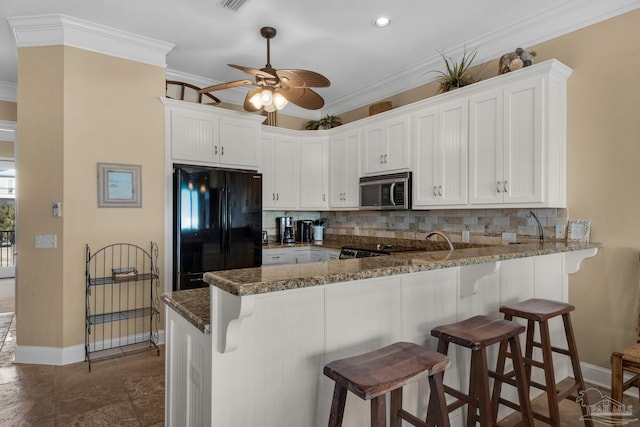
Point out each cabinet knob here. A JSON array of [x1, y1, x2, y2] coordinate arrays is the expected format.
[[323, 194, 326, 202], [496, 181, 502, 193], [276, 193, 279, 201], [221, 146, 224, 156], [214, 146, 218, 155], [272, 193, 276, 201], [433, 186, 437, 197], [380, 154, 384, 164], [438, 185, 443, 196], [503, 180, 508, 193], [384, 154, 388, 163]]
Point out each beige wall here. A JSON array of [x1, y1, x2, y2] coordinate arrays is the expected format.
[[16, 46, 165, 348], [0, 100, 17, 122], [337, 9, 640, 367]]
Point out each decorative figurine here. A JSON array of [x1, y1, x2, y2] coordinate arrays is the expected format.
[[499, 47, 537, 74]]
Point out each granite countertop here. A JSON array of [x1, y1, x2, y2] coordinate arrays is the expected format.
[[163, 240, 601, 334], [205, 241, 601, 297], [160, 288, 210, 334]]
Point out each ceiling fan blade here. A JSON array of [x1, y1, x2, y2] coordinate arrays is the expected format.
[[229, 64, 277, 79], [199, 79, 253, 93], [279, 86, 325, 110], [243, 87, 262, 112], [276, 69, 330, 88]]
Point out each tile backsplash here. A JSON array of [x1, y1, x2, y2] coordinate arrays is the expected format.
[[262, 208, 568, 244]]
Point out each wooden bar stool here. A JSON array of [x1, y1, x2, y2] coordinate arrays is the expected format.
[[323, 341, 451, 427], [611, 343, 640, 407], [427, 315, 533, 427], [492, 299, 592, 427]]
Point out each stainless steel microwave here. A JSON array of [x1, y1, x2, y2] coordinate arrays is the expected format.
[[359, 172, 411, 210]]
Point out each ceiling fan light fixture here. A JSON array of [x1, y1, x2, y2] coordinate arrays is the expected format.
[[249, 92, 262, 109], [273, 92, 288, 110], [259, 88, 273, 105]]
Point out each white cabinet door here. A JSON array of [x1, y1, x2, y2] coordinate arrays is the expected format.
[[412, 100, 467, 208], [299, 137, 329, 209], [170, 109, 217, 163], [168, 102, 261, 169], [469, 78, 545, 206], [503, 78, 543, 204], [468, 89, 504, 205], [361, 116, 409, 175], [329, 129, 360, 208], [218, 119, 260, 169], [262, 134, 300, 210]]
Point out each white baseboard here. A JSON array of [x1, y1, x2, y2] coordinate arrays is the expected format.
[[581, 361, 639, 399], [14, 329, 165, 366]]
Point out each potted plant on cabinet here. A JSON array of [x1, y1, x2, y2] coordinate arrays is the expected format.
[[433, 47, 477, 93], [305, 114, 342, 130]]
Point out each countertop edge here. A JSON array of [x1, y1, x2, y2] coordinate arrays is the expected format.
[[205, 242, 601, 296]]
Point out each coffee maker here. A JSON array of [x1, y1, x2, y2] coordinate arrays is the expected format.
[[296, 220, 313, 242], [277, 216, 295, 244]]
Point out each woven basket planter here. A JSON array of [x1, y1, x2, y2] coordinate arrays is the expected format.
[[368, 101, 392, 116]]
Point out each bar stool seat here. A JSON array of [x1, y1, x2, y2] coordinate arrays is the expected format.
[[324, 341, 451, 427], [428, 315, 532, 427], [493, 298, 592, 427]]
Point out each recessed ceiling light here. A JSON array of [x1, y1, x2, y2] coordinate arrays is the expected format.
[[372, 16, 390, 28]]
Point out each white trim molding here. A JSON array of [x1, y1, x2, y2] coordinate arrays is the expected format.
[[0, 82, 17, 103], [581, 361, 640, 399], [13, 329, 165, 365], [7, 14, 174, 68], [0, 121, 16, 142]]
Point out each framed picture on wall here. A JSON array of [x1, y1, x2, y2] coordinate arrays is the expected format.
[[97, 163, 142, 208], [567, 220, 591, 242]]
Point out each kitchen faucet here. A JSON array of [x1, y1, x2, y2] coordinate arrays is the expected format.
[[425, 231, 454, 251]]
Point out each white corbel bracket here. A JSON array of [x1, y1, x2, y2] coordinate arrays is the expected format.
[[564, 247, 599, 274], [211, 287, 255, 354], [459, 261, 500, 297]]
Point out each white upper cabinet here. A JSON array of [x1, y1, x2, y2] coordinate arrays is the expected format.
[[468, 60, 570, 208], [299, 136, 329, 210], [412, 98, 468, 208], [329, 128, 360, 208], [162, 98, 262, 169], [261, 130, 300, 210], [361, 115, 410, 175]]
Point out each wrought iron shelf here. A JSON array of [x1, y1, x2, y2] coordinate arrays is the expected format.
[[85, 242, 160, 371]]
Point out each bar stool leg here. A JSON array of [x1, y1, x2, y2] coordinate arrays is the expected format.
[[328, 383, 348, 427], [490, 339, 509, 422], [428, 372, 451, 427], [468, 348, 492, 427], [371, 395, 386, 427], [562, 313, 593, 427], [509, 334, 534, 426], [539, 319, 561, 426], [524, 319, 535, 382], [390, 388, 402, 427]]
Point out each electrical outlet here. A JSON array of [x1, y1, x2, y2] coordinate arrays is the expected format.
[[555, 224, 566, 239], [462, 230, 470, 243], [502, 232, 516, 243]]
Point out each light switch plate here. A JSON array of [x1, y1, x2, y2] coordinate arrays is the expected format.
[[462, 230, 470, 243], [35, 234, 57, 249]]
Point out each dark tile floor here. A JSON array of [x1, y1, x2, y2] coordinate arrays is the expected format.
[[0, 312, 165, 426]]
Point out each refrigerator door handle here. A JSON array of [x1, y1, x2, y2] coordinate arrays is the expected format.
[[226, 186, 232, 254], [220, 186, 227, 253]]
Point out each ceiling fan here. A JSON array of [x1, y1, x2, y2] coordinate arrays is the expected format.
[[198, 26, 330, 112]]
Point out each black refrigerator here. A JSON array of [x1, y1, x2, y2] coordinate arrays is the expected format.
[[173, 165, 262, 291]]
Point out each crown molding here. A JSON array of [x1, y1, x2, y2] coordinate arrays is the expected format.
[[323, 0, 640, 115], [0, 82, 17, 102], [7, 14, 174, 68]]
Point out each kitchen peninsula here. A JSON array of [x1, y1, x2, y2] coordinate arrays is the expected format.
[[162, 241, 600, 427]]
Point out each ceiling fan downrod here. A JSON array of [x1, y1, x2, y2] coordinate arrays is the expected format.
[[260, 26, 276, 68]]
